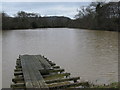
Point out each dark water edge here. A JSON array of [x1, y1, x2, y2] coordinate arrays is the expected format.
[[2, 27, 119, 32]]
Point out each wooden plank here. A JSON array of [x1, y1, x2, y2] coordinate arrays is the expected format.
[[14, 68, 22, 72], [49, 63, 56, 66], [11, 83, 25, 88], [52, 66, 60, 69], [45, 77, 80, 84], [12, 77, 24, 83], [49, 69, 64, 73], [15, 66, 22, 69], [47, 61, 56, 66], [14, 71, 23, 76], [43, 73, 71, 78], [40, 69, 64, 75], [29, 55, 49, 88], [24, 55, 41, 88], [49, 82, 89, 89], [20, 55, 34, 88], [29, 56, 46, 88], [20, 55, 48, 88], [35, 55, 51, 69], [30, 55, 44, 70]]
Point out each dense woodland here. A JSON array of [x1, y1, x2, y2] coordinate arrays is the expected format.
[[2, 2, 120, 31]]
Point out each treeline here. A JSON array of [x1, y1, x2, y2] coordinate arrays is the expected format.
[[2, 2, 119, 31], [72, 2, 120, 31], [2, 11, 71, 30]]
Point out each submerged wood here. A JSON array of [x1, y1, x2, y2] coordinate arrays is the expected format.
[[43, 73, 71, 78], [11, 55, 87, 89], [52, 66, 60, 69], [49, 82, 89, 89], [12, 77, 24, 83], [45, 77, 80, 84], [14, 68, 22, 72], [14, 71, 23, 76], [11, 83, 25, 88], [40, 69, 64, 75]]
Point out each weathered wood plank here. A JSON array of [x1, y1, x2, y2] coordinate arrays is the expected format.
[[20, 55, 48, 88], [27, 55, 48, 88], [48, 61, 56, 66], [30, 55, 44, 70], [14, 68, 22, 72], [12, 77, 24, 83], [43, 73, 71, 78], [45, 77, 80, 84], [24, 55, 41, 88], [36, 55, 51, 69], [49, 69, 64, 73], [52, 66, 60, 69], [15, 65, 22, 69], [49, 82, 89, 89], [20, 55, 34, 88], [40, 69, 64, 75], [14, 71, 23, 76], [11, 83, 25, 88]]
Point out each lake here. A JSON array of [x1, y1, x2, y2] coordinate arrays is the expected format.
[[2, 28, 118, 88]]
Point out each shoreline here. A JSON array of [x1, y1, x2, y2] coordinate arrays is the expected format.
[[2, 27, 119, 32], [89, 82, 120, 88]]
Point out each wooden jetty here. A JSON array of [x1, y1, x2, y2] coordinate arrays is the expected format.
[[11, 55, 89, 89]]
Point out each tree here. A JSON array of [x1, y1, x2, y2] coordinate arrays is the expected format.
[[74, 1, 119, 31], [16, 11, 41, 18]]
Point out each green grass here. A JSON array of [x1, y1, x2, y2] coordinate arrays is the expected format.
[[90, 82, 120, 88]]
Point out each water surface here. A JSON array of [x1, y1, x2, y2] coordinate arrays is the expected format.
[[0, 30, 2, 89], [2, 28, 118, 88]]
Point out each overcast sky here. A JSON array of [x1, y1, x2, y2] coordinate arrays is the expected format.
[[2, 2, 91, 19]]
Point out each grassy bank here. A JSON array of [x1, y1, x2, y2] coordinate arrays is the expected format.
[[88, 82, 120, 88]]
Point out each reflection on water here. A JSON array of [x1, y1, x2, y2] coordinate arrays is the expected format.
[[2, 28, 118, 88]]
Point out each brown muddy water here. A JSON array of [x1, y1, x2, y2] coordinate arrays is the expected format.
[[2, 28, 118, 88]]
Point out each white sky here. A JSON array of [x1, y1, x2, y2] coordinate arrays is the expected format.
[[2, 0, 120, 2], [1, 0, 93, 2], [1, 0, 119, 19], [2, 2, 91, 19]]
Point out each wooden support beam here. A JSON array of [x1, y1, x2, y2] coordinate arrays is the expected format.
[[16, 59, 21, 61], [43, 73, 70, 78], [45, 77, 80, 84], [11, 83, 25, 88], [16, 59, 21, 64], [14, 68, 22, 72], [44, 58, 49, 61], [15, 65, 22, 69], [49, 62, 56, 66], [49, 69, 64, 73], [16, 63, 21, 66], [15, 75, 23, 78], [14, 71, 23, 76], [49, 82, 89, 89], [12, 77, 24, 83], [16, 60, 21, 64], [52, 66, 60, 69], [17, 58, 20, 61], [16, 61, 21, 63], [40, 69, 65, 75], [47, 60, 52, 63], [42, 56, 49, 61]]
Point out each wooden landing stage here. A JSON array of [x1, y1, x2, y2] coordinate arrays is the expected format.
[[11, 55, 89, 89]]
